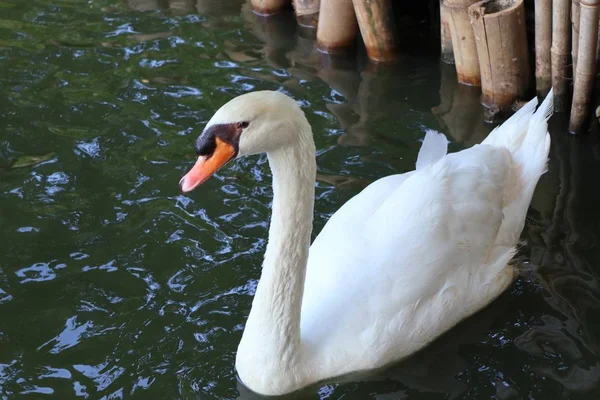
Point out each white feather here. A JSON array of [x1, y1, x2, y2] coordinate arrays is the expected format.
[[416, 129, 449, 170]]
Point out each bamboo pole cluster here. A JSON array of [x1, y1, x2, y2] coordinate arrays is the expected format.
[[569, 0, 600, 132], [252, 0, 600, 132], [441, 0, 600, 131], [250, 0, 399, 62], [440, 0, 532, 113]]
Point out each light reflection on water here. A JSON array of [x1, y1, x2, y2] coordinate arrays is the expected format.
[[1, 0, 600, 399]]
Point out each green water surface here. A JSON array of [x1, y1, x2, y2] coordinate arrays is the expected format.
[[2, 1, 600, 399]]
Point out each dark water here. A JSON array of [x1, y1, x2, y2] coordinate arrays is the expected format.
[[2, 1, 600, 399]]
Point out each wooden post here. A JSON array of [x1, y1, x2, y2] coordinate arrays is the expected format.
[[444, 0, 481, 86], [569, 0, 600, 132], [352, 0, 398, 62], [293, 0, 320, 28], [251, 0, 290, 15], [552, 0, 572, 111], [468, 0, 530, 113], [316, 0, 358, 54], [440, 0, 455, 63], [572, 0, 581, 73], [535, 0, 552, 96]]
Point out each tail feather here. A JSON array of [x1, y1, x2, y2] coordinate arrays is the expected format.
[[536, 87, 554, 123], [482, 95, 539, 150], [489, 89, 554, 247], [416, 129, 448, 170]]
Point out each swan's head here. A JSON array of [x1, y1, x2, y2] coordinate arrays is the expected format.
[[179, 90, 309, 193]]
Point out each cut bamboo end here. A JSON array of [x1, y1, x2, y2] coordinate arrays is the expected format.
[[352, 0, 398, 62], [316, 0, 358, 54], [535, 0, 552, 96], [293, 0, 320, 28], [569, 0, 600, 133], [468, 0, 530, 113], [440, 0, 455, 64], [251, 0, 290, 16], [551, 0, 572, 112], [445, 0, 481, 86]]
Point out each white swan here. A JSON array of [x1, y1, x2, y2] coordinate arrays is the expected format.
[[179, 89, 554, 396]]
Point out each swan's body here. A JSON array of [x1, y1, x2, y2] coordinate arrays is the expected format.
[[179, 89, 553, 396]]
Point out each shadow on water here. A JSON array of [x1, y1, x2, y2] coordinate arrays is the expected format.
[[1, 0, 600, 399]]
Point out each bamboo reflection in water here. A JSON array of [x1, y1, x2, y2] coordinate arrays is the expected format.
[[195, 0, 245, 15], [517, 118, 600, 396], [318, 55, 363, 147], [319, 59, 411, 149], [241, 1, 297, 71], [167, 0, 195, 14], [125, 0, 162, 12], [125, 0, 246, 17], [431, 63, 491, 147]]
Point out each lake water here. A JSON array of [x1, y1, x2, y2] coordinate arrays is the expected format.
[[2, 1, 600, 399]]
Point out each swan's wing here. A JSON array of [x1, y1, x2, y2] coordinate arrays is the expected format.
[[301, 144, 514, 348], [365, 144, 512, 306]]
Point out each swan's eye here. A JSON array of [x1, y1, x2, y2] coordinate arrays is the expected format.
[[238, 121, 249, 129]]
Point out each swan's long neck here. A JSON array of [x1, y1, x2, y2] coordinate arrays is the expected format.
[[236, 121, 316, 390]]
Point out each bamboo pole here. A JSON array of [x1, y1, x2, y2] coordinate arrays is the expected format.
[[468, 0, 530, 113], [535, 0, 552, 96], [352, 0, 398, 62], [293, 0, 320, 28], [445, 0, 481, 85], [572, 0, 581, 73], [597, 19, 600, 63], [569, 0, 600, 132], [251, 0, 290, 15], [552, 0, 572, 111], [316, 0, 358, 54], [440, 0, 455, 63]]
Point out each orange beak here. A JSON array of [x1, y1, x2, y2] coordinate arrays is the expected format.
[[179, 138, 236, 193]]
